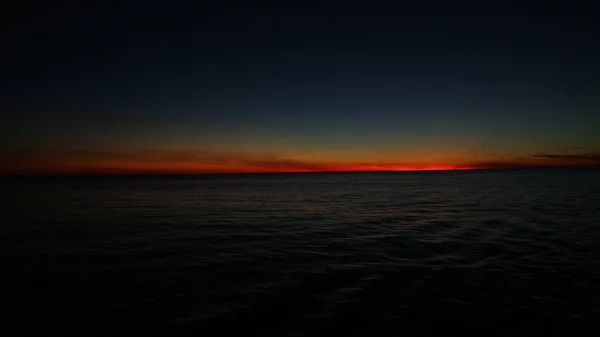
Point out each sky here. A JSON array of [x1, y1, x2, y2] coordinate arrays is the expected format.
[[2, 1, 599, 174]]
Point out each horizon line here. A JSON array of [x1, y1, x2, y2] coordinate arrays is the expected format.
[[2, 166, 598, 178]]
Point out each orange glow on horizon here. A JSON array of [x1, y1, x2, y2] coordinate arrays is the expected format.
[[0, 162, 491, 175], [2, 149, 598, 176]]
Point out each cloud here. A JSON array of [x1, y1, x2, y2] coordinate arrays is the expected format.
[[58, 150, 344, 171], [462, 152, 600, 170], [240, 158, 333, 170], [465, 143, 491, 156], [4, 146, 600, 175], [1, 149, 185, 163], [0, 147, 345, 174], [65, 150, 212, 163], [455, 161, 539, 170], [532, 153, 600, 162]]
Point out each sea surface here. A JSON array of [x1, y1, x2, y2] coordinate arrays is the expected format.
[[2, 169, 600, 336]]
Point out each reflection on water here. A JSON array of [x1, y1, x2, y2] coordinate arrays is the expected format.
[[2, 170, 600, 335]]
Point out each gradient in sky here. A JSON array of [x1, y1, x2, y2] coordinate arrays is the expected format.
[[2, 2, 599, 174]]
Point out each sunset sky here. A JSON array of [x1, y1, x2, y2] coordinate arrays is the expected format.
[[2, 2, 599, 174]]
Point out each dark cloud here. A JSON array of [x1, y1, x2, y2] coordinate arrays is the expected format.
[[462, 151, 600, 170], [0, 149, 200, 163], [1, 147, 338, 173], [532, 153, 600, 162], [5, 145, 600, 175], [240, 157, 337, 171], [462, 152, 600, 170], [456, 162, 541, 170], [465, 143, 492, 156], [66, 150, 209, 163]]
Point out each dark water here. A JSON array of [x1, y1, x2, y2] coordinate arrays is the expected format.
[[2, 170, 600, 336]]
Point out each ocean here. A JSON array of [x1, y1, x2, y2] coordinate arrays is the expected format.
[[2, 169, 599, 336]]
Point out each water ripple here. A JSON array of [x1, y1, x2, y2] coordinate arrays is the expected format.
[[2, 170, 600, 335]]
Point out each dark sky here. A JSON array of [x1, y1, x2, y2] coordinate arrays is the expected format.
[[2, 1, 599, 174]]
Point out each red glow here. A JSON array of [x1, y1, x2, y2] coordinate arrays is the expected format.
[[3, 163, 483, 175], [330, 164, 472, 172], [3, 150, 597, 176]]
